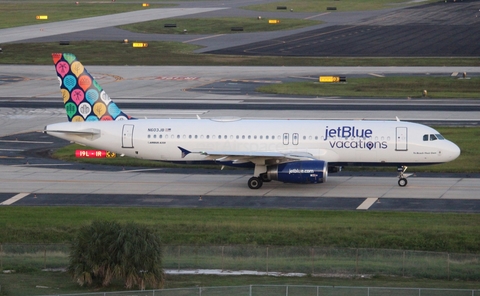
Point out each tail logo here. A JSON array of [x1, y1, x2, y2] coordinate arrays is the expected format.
[[52, 53, 131, 122]]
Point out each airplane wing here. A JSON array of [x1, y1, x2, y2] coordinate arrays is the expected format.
[[178, 146, 317, 164]]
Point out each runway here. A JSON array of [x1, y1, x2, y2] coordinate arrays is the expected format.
[[209, 1, 480, 56], [1, 163, 480, 212]]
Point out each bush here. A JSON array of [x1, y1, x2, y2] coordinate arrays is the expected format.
[[68, 220, 164, 289]]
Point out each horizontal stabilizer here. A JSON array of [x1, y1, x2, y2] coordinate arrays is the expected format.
[[44, 128, 100, 136]]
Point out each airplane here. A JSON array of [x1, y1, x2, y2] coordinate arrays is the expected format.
[[44, 53, 461, 189]]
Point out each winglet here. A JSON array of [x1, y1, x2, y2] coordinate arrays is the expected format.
[[178, 146, 191, 158], [52, 53, 132, 122]]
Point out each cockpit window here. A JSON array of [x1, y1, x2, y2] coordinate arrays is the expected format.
[[423, 133, 445, 141]]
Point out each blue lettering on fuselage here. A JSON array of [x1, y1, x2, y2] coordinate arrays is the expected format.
[[324, 126, 387, 150], [324, 126, 373, 140]]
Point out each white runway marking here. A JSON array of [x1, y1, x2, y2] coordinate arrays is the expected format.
[[356, 197, 378, 210], [304, 12, 331, 20], [184, 34, 225, 43], [1, 193, 29, 205]]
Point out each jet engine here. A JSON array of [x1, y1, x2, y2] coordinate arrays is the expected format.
[[266, 161, 328, 184]]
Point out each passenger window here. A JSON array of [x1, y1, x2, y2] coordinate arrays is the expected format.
[[423, 135, 428, 141]]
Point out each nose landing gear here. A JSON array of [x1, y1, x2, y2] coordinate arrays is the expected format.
[[398, 166, 408, 187]]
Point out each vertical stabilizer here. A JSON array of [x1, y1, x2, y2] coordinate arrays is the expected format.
[[52, 53, 131, 122]]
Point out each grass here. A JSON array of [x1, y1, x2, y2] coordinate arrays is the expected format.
[[1, 273, 480, 296], [50, 127, 480, 174], [243, 0, 439, 12], [1, 41, 480, 66], [119, 17, 321, 34], [1, 208, 480, 253], [0, 2, 172, 29], [2, 208, 480, 294], [256, 76, 480, 98]]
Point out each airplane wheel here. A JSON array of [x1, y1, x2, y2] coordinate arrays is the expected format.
[[248, 177, 263, 189], [398, 178, 408, 187]]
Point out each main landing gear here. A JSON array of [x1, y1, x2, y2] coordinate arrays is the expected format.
[[248, 176, 262, 189], [398, 166, 408, 187], [248, 173, 270, 189]]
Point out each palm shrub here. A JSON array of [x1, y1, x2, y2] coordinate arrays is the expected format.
[[68, 220, 164, 289]]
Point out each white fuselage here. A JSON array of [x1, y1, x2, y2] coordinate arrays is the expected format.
[[45, 118, 460, 167]]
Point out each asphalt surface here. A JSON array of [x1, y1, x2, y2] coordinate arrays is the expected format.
[[209, 1, 480, 57], [2, 193, 480, 213]]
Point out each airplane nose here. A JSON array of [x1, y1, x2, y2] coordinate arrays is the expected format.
[[446, 141, 461, 161]]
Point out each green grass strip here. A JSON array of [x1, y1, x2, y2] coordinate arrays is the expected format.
[[119, 17, 321, 34], [1, 207, 480, 253], [257, 77, 480, 98]]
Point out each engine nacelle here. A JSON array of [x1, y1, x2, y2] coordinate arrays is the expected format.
[[267, 161, 328, 184]]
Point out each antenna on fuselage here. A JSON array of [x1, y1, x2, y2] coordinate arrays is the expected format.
[[396, 116, 400, 121]]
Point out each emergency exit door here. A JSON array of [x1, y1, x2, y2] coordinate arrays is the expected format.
[[395, 127, 408, 151], [122, 124, 134, 148]]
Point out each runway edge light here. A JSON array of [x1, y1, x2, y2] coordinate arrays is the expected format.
[[269, 20, 280, 24], [132, 42, 148, 48], [36, 15, 48, 20], [319, 76, 346, 83]]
